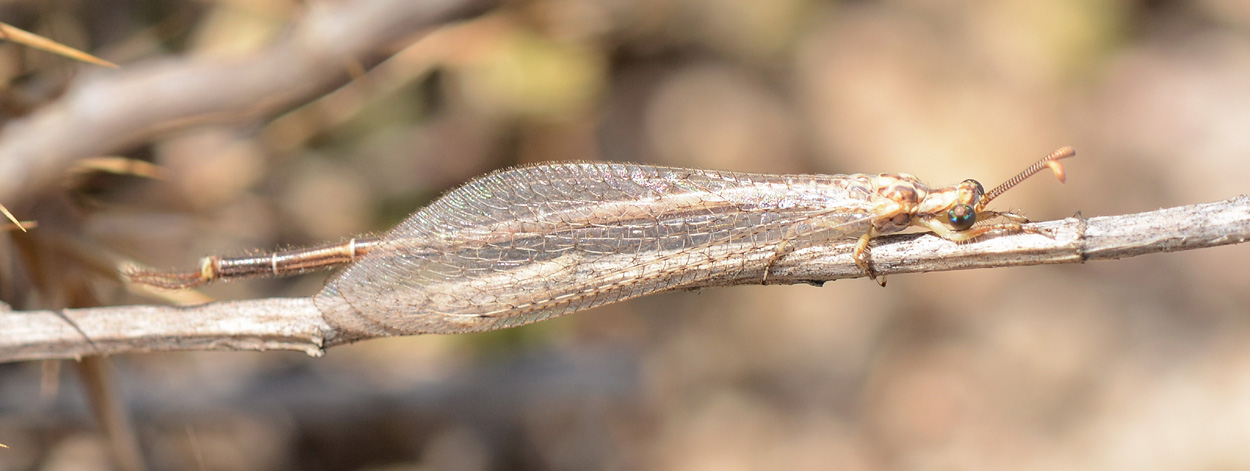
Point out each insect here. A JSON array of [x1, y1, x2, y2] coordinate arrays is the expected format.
[[127, 147, 1074, 337]]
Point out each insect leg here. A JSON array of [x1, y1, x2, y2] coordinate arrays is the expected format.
[[852, 230, 886, 286], [762, 238, 789, 284], [762, 222, 808, 283], [979, 210, 1029, 224]]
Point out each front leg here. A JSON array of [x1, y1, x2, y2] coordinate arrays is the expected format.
[[920, 211, 1045, 243], [978, 210, 1055, 238]]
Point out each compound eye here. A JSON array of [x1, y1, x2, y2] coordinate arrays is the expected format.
[[947, 204, 976, 231]]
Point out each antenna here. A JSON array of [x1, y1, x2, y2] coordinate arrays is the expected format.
[[979, 146, 1075, 210]]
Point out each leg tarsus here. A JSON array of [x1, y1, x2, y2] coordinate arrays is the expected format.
[[853, 232, 886, 286]]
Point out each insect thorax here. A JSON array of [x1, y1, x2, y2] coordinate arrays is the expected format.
[[869, 173, 929, 234]]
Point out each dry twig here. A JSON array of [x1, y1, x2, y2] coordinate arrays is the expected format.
[[0, 0, 498, 205], [0, 21, 119, 68], [2, 196, 1247, 364]]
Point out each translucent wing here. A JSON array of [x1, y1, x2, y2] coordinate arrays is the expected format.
[[314, 163, 877, 338]]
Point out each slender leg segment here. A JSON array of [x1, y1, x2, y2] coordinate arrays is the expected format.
[[853, 230, 886, 286], [762, 238, 790, 284]]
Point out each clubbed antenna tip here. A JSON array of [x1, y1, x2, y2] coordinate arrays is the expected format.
[[980, 146, 1075, 209]]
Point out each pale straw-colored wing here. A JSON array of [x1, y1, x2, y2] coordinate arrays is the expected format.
[[314, 163, 878, 338]]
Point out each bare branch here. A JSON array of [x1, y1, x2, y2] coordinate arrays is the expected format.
[[0, 0, 498, 204], [1, 298, 327, 363], [2, 196, 1247, 363]]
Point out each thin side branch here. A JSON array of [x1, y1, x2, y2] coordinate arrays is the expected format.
[[2, 196, 1247, 363], [0, 0, 498, 204]]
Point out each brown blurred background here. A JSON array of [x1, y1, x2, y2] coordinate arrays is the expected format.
[[2, 0, 1250, 469]]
